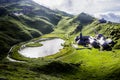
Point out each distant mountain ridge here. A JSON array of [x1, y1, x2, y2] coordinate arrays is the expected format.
[[0, 0, 20, 3], [100, 13, 120, 23]]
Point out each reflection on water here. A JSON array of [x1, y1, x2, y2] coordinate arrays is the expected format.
[[19, 38, 65, 58]]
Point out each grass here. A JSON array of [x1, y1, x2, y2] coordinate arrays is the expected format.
[[55, 17, 79, 34], [0, 60, 62, 80], [0, 4, 120, 79], [4, 32, 120, 80], [1, 15, 120, 80], [43, 30, 120, 80], [9, 44, 30, 61], [20, 15, 54, 34], [25, 42, 43, 47]]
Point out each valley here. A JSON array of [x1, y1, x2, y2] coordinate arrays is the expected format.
[[0, 0, 120, 80]]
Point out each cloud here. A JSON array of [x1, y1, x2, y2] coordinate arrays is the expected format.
[[32, 0, 64, 9], [33, 0, 120, 22], [99, 13, 120, 23], [33, 0, 120, 14]]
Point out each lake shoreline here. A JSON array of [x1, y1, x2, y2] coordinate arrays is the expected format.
[[18, 38, 65, 58]]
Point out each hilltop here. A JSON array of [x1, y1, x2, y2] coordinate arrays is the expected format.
[[54, 12, 120, 49]]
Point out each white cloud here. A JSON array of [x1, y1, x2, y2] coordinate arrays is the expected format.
[[33, 0, 120, 22], [32, 0, 64, 9], [33, 0, 120, 14], [98, 13, 120, 23]]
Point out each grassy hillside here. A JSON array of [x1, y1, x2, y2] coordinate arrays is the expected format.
[[0, 0, 120, 80], [0, 0, 73, 59], [54, 13, 120, 49], [19, 15, 54, 34], [2, 0, 68, 25], [55, 13, 95, 34], [0, 14, 43, 59], [41, 19, 120, 80], [82, 21, 120, 49], [1, 33, 120, 80], [73, 12, 94, 25]]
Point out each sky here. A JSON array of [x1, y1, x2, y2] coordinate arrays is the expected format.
[[33, 0, 120, 22]]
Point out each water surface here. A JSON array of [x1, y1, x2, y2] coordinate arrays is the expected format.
[[19, 38, 64, 58]]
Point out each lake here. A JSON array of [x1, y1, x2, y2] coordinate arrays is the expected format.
[[18, 38, 65, 58]]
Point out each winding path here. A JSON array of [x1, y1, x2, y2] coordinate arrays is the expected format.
[[6, 46, 25, 63]]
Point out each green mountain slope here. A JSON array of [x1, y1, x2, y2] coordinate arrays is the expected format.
[[0, 14, 42, 59], [73, 12, 94, 25], [49, 13, 120, 80], [0, 0, 120, 80], [55, 13, 95, 34], [1, 0, 68, 25], [54, 13, 120, 49], [0, 0, 72, 59], [18, 15, 54, 34], [82, 21, 120, 48]]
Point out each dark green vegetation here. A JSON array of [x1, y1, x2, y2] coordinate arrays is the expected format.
[[0, 0, 120, 80], [0, 0, 72, 59]]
